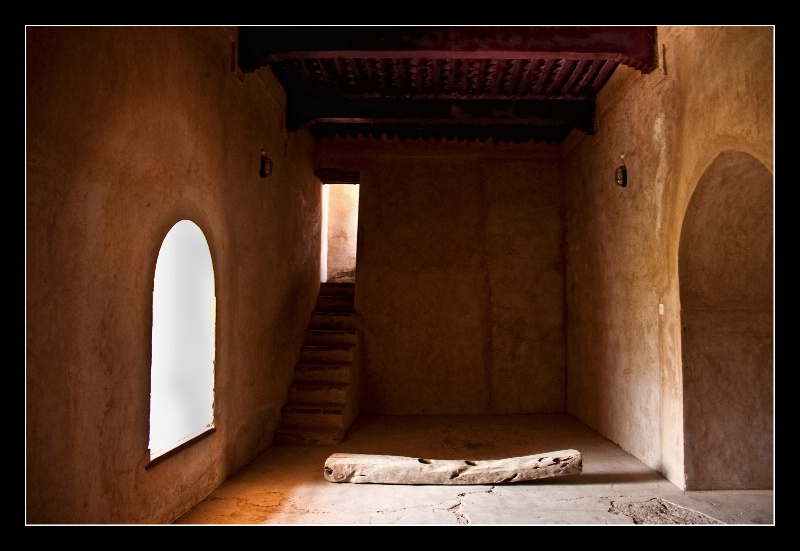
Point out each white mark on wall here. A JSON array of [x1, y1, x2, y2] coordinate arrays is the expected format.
[[321, 184, 329, 282], [653, 113, 667, 233]]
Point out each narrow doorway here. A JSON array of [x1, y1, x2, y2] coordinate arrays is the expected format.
[[321, 183, 359, 283]]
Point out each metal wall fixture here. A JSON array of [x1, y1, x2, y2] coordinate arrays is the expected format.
[[615, 154, 627, 187], [260, 149, 273, 178]]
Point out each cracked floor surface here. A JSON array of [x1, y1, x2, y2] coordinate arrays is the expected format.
[[174, 414, 774, 526]]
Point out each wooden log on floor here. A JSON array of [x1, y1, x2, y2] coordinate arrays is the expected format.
[[323, 449, 582, 484]]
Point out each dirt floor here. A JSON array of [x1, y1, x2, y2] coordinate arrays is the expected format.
[[175, 414, 774, 526]]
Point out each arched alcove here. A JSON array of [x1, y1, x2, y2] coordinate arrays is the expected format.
[[149, 220, 216, 463], [679, 151, 773, 490]]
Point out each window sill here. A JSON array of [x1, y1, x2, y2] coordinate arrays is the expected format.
[[145, 426, 216, 470]]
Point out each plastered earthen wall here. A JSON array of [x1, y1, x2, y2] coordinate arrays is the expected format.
[[561, 25, 773, 487], [316, 141, 567, 414], [26, 27, 323, 523]]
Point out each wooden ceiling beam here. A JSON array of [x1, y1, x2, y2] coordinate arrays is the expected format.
[[285, 96, 596, 133]]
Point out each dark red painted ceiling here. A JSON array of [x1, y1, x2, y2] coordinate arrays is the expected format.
[[238, 26, 658, 144]]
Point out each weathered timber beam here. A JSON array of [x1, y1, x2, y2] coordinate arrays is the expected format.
[[307, 123, 577, 144], [324, 449, 582, 485], [285, 97, 596, 133]]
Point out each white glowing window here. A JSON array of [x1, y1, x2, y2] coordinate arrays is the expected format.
[[148, 220, 216, 462]]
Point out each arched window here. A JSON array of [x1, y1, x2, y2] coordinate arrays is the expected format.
[[148, 220, 216, 464]]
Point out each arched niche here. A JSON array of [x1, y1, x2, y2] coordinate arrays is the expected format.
[[679, 151, 773, 490]]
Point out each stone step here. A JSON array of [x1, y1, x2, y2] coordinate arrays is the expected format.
[[320, 281, 355, 297], [293, 362, 352, 384], [298, 344, 355, 364], [288, 381, 349, 404], [273, 426, 345, 446], [315, 294, 355, 312], [308, 311, 360, 331], [281, 403, 347, 429], [304, 329, 357, 346]]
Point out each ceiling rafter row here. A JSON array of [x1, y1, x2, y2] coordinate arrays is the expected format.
[[238, 26, 657, 144]]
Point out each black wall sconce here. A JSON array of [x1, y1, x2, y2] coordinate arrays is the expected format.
[[615, 154, 627, 187], [260, 149, 273, 178]]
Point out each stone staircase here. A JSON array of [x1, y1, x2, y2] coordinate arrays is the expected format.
[[273, 281, 360, 445]]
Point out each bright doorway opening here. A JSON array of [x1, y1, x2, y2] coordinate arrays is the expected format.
[[321, 183, 359, 283], [148, 220, 216, 463]]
